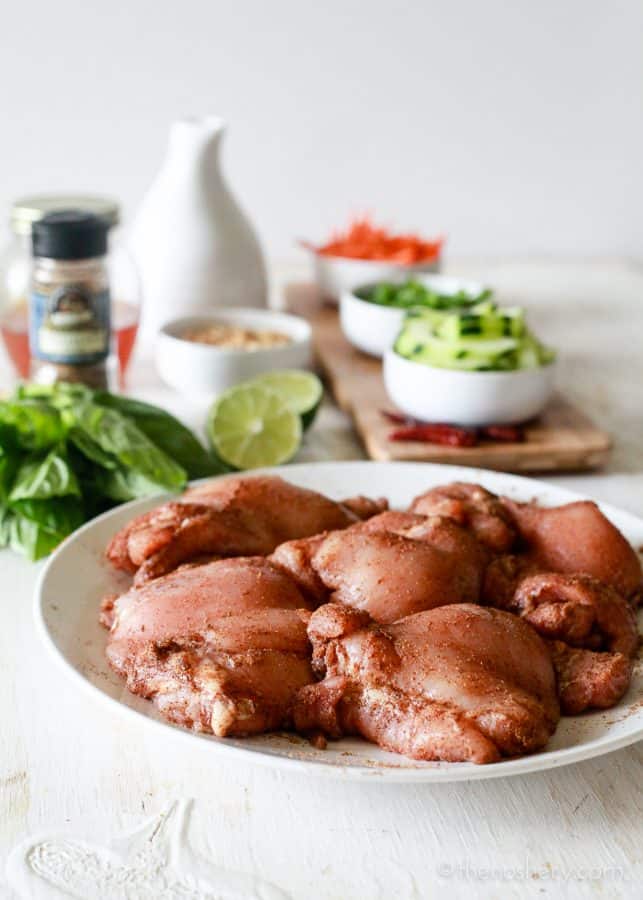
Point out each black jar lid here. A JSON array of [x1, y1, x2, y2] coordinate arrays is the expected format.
[[32, 210, 109, 260]]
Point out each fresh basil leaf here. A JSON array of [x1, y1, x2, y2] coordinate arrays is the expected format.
[[11, 496, 84, 536], [13, 382, 91, 409], [68, 427, 118, 469], [93, 392, 223, 479], [65, 446, 118, 518], [8, 514, 62, 560], [0, 505, 13, 547], [6, 493, 83, 559], [0, 421, 18, 448], [69, 401, 187, 492], [0, 444, 19, 503], [10, 449, 80, 501], [0, 400, 66, 449], [91, 464, 172, 502]]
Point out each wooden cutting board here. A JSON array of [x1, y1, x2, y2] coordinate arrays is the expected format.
[[286, 283, 611, 473]]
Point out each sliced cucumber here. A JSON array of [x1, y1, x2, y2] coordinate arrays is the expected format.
[[417, 336, 518, 368], [394, 302, 554, 372], [436, 309, 526, 341], [470, 300, 497, 315]]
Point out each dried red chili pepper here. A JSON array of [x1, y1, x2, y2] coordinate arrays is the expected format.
[[480, 425, 525, 443], [389, 424, 478, 447], [382, 410, 525, 446], [380, 409, 415, 426]]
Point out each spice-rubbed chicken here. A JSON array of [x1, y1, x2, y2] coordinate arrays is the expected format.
[[547, 641, 633, 715], [270, 512, 488, 619], [106, 475, 387, 584], [266, 513, 441, 605], [294, 603, 560, 764], [409, 482, 516, 553], [102, 475, 641, 763], [482, 560, 639, 714], [483, 561, 638, 657], [501, 498, 642, 599], [308, 519, 487, 622], [103, 557, 314, 736]]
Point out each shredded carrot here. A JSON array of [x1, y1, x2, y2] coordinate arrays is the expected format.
[[313, 216, 444, 264]]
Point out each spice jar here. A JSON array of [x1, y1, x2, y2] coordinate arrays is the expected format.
[[0, 194, 140, 387], [30, 211, 112, 389]]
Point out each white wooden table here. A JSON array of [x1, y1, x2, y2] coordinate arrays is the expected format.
[[1, 260, 642, 899]]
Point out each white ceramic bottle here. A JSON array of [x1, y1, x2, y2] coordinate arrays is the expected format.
[[129, 116, 267, 338]]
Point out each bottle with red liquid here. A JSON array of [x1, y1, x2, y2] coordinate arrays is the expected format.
[[0, 195, 140, 388]]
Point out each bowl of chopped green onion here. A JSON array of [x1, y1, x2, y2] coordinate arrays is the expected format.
[[340, 275, 492, 358]]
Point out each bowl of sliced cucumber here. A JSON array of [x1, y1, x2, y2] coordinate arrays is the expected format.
[[383, 300, 556, 426], [340, 275, 492, 358]]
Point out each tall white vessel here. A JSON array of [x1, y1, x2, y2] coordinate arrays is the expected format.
[[129, 116, 267, 338]]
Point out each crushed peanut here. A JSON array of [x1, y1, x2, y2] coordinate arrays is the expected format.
[[180, 323, 291, 351]]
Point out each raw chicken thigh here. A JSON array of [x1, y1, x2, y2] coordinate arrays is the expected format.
[[410, 486, 640, 712], [270, 513, 488, 621], [309, 520, 486, 622], [548, 641, 633, 715], [409, 482, 516, 552], [103, 557, 314, 736], [294, 603, 560, 764], [483, 561, 638, 656], [501, 498, 642, 598], [269, 533, 330, 604], [107, 475, 385, 583]]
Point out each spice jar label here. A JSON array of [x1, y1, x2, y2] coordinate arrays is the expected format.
[[30, 284, 110, 365]]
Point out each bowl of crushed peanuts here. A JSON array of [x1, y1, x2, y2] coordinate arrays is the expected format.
[[156, 308, 312, 395]]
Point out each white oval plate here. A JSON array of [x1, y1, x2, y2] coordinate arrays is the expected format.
[[35, 461, 643, 782]]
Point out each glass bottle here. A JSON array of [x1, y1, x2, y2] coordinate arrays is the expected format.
[[0, 194, 140, 387]]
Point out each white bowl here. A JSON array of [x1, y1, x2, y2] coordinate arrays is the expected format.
[[311, 252, 441, 304], [383, 349, 556, 426], [340, 274, 489, 358], [156, 308, 312, 396]]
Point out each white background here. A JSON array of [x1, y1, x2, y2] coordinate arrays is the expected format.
[[1, 0, 642, 261]]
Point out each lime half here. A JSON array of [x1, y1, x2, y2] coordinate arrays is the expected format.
[[207, 384, 302, 469], [251, 370, 323, 430]]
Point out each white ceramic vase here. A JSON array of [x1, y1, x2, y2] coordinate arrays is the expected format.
[[129, 116, 267, 339]]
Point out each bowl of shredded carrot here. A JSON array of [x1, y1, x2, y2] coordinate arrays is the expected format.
[[303, 217, 444, 303]]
